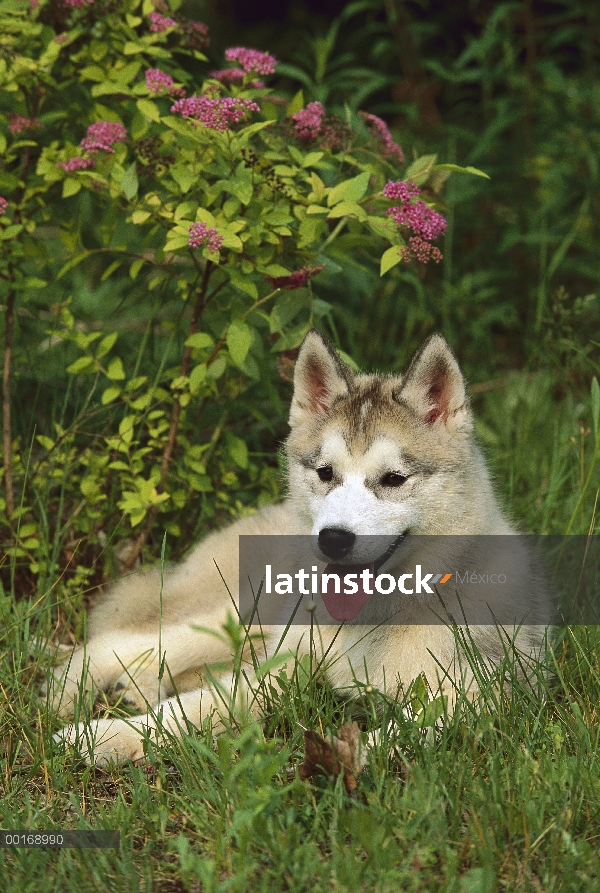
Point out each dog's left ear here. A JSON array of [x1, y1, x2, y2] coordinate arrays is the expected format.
[[394, 334, 472, 433], [289, 329, 354, 427]]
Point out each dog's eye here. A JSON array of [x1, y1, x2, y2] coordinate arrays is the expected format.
[[381, 472, 408, 487], [316, 465, 333, 482]]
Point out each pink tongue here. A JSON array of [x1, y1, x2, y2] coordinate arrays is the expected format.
[[322, 563, 375, 621]]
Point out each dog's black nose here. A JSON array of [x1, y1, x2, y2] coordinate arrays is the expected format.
[[318, 528, 356, 560]]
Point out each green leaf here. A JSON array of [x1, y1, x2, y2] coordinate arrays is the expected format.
[[302, 152, 324, 168], [66, 356, 95, 375], [24, 277, 47, 289], [62, 178, 81, 198], [57, 251, 89, 280], [165, 235, 191, 252], [170, 163, 195, 194], [225, 172, 253, 206], [101, 386, 121, 405], [327, 171, 370, 207], [404, 154, 438, 185], [592, 377, 600, 437], [106, 357, 126, 381], [101, 260, 121, 282], [433, 163, 490, 180], [327, 200, 367, 221], [225, 433, 248, 469], [227, 320, 253, 368], [189, 363, 207, 394], [97, 332, 118, 358], [207, 356, 227, 379], [185, 332, 215, 350], [119, 415, 136, 445], [36, 435, 54, 451], [129, 258, 144, 278], [380, 245, 403, 276], [227, 267, 258, 299], [121, 162, 139, 200], [287, 90, 305, 117]]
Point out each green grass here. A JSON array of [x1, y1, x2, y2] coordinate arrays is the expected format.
[[1, 369, 600, 892]]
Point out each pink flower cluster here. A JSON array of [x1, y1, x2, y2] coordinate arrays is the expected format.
[[0, 197, 8, 215], [145, 68, 175, 95], [189, 21, 209, 34], [384, 180, 446, 242], [8, 115, 43, 135], [148, 11, 177, 32], [171, 96, 259, 132], [361, 113, 404, 163], [65, 0, 94, 7], [188, 222, 223, 253], [53, 34, 70, 44], [291, 102, 325, 140], [210, 68, 245, 84], [57, 157, 95, 172], [224, 47, 277, 76], [80, 121, 127, 153], [404, 237, 443, 264], [382, 180, 419, 201], [265, 264, 325, 291]]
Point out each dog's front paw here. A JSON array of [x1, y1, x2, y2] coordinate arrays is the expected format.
[[54, 717, 152, 766]]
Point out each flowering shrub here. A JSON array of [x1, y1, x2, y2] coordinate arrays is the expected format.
[[0, 0, 485, 590]]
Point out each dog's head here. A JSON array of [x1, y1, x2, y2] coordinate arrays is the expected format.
[[286, 329, 488, 566]]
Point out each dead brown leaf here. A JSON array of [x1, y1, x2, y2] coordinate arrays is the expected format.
[[298, 721, 361, 794]]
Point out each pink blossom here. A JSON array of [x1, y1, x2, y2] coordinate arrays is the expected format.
[[360, 112, 404, 163], [0, 197, 8, 215], [264, 264, 325, 290], [189, 21, 209, 34], [171, 95, 259, 132], [53, 34, 70, 44], [383, 179, 446, 264], [148, 12, 177, 32], [224, 47, 277, 76], [386, 201, 446, 241], [8, 115, 43, 135], [404, 236, 443, 264], [210, 68, 246, 84], [29, 0, 40, 8], [291, 102, 325, 140], [80, 121, 127, 153], [382, 180, 419, 201], [384, 180, 446, 241], [188, 222, 223, 253], [65, 0, 94, 7], [145, 68, 175, 95], [57, 157, 95, 172]]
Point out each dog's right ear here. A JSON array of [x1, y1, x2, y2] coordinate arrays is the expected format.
[[289, 329, 353, 427]]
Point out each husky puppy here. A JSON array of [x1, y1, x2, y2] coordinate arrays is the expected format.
[[49, 330, 549, 764]]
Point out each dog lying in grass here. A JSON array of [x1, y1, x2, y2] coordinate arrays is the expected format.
[[47, 330, 549, 764]]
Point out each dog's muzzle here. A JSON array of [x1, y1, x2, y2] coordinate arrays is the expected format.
[[317, 527, 356, 561]]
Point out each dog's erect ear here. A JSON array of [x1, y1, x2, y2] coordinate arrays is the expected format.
[[289, 329, 353, 427], [394, 334, 472, 431]]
